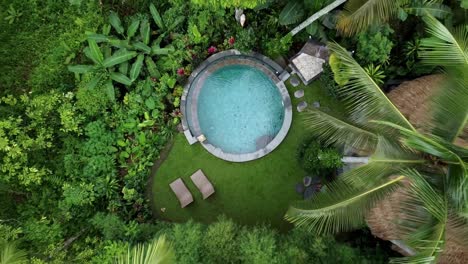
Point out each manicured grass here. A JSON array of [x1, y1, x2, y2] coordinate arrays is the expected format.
[[151, 76, 343, 230]]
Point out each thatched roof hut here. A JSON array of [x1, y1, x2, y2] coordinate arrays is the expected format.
[[366, 75, 468, 263]]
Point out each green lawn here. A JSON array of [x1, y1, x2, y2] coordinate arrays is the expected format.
[[151, 76, 343, 230]]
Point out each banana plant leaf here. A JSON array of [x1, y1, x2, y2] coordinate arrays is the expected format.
[[130, 55, 144, 81], [149, 3, 164, 29], [109, 11, 124, 34], [110, 72, 133, 86], [103, 51, 137, 68]]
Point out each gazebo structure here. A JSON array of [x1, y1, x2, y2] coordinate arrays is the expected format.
[[289, 40, 329, 85], [365, 75, 468, 263]]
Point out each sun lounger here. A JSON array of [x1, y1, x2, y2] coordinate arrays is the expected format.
[[169, 178, 194, 208], [190, 169, 215, 199]]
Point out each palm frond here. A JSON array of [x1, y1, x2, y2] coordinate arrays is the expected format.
[[404, 169, 447, 221], [419, 15, 468, 66], [328, 42, 416, 131], [285, 175, 405, 235], [370, 136, 425, 163], [446, 164, 468, 214], [336, 0, 398, 36], [403, 0, 451, 19], [116, 236, 174, 264], [373, 121, 465, 164], [0, 241, 27, 264], [446, 213, 468, 246], [392, 169, 448, 263], [429, 70, 468, 143], [303, 108, 378, 151]]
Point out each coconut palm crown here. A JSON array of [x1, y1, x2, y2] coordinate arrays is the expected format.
[[336, 0, 451, 36], [285, 16, 468, 263]]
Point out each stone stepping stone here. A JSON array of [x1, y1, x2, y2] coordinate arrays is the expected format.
[[297, 101, 308, 112], [295, 183, 305, 194], [294, 89, 304, 98], [303, 176, 312, 187], [313, 101, 320, 108], [289, 76, 300, 87], [303, 186, 317, 200]]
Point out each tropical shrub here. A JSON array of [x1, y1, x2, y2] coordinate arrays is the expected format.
[[234, 27, 258, 52], [264, 33, 293, 58], [356, 25, 394, 66], [154, 217, 391, 264], [320, 64, 340, 99], [297, 138, 343, 178]]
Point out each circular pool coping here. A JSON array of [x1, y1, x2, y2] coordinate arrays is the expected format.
[[181, 49, 292, 162]]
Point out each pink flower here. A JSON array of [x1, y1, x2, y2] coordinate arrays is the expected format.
[[177, 68, 185, 76], [228, 36, 235, 45], [150, 77, 157, 82], [208, 46, 217, 54]]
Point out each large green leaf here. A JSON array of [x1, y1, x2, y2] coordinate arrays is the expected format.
[[149, 3, 165, 29], [328, 42, 415, 131], [404, 1, 451, 19], [285, 175, 405, 234], [151, 46, 174, 56], [0, 241, 27, 264], [374, 121, 465, 164], [337, 0, 398, 36], [278, 1, 305, 25], [303, 108, 378, 151], [130, 55, 144, 81], [419, 15, 468, 66], [102, 51, 137, 68], [88, 39, 103, 64], [133, 42, 152, 54], [140, 19, 150, 45], [109, 11, 124, 34], [110, 72, 133, 86], [390, 169, 448, 264], [86, 33, 109, 43], [127, 19, 140, 39], [67, 65, 93, 74], [429, 71, 468, 143], [105, 81, 116, 102], [116, 236, 174, 264], [119, 61, 129, 75]]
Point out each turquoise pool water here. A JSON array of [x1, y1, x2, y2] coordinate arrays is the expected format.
[[195, 64, 284, 154]]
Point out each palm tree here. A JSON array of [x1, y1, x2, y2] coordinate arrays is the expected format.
[[116, 236, 174, 264], [285, 16, 468, 263], [336, 0, 451, 36], [0, 241, 27, 264]]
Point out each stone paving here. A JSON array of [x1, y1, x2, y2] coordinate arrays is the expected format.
[[181, 50, 292, 162]]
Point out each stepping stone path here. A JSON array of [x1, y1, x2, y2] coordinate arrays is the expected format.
[[290, 76, 300, 87], [294, 89, 304, 98], [313, 101, 320, 108], [297, 101, 308, 112]]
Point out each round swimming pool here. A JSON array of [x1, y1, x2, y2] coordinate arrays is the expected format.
[[182, 50, 292, 162], [198, 64, 284, 154]]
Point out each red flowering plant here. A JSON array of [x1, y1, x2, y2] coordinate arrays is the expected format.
[[208, 46, 217, 54], [177, 68, 185, 76]]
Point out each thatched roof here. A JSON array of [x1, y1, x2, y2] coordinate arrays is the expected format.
[[386, 74, 468, 147], [367, 75, 468, 263]]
